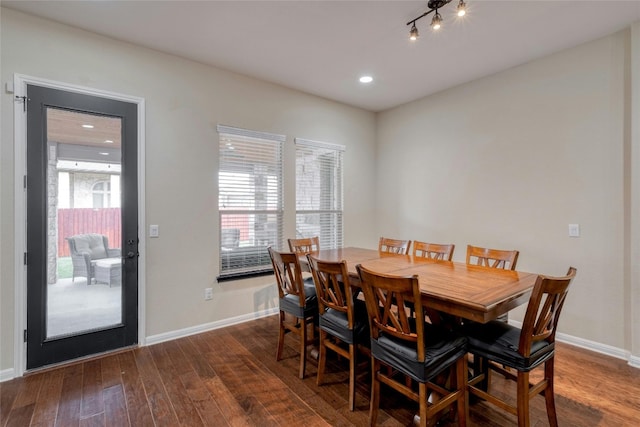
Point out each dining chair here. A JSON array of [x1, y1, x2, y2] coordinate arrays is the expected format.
[[268, 247, 318, 379], [466, 245, 519, 322], [288, 236, 320, 283], [464, 267, 576, 427], [411, 241, 456, 325], [356, 264, 468, 427], [466, 244, 519, 270], [378, 237, 411, 254], [413, 241, 455, 261], [307, 255, 370, 411], [288, 236, 320, 253]]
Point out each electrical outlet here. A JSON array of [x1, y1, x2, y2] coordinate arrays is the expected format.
[[204, 287, 213, 300], [568, 224, 580, 237]]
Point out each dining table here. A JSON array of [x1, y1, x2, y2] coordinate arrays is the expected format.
[[303, 247, 539, 323]]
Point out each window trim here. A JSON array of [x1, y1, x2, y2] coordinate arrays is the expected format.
[[294, 137, 345, 250], [217, 125, 285, 281]]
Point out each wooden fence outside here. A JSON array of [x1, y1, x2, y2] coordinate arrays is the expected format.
[[57, 208, 121, 256]]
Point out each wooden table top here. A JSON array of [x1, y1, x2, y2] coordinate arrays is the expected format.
[[305, 247, 538, 323]]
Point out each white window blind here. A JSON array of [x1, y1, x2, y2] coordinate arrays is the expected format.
[[218, 125, 284, 278], [295, 138, 344, 249]]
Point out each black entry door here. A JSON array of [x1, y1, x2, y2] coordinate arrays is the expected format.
[[26, 85, 138, 370]]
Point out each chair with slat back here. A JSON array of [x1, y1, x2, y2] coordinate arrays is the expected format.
[[413, 241, 455, 261], [465, 267, 577, 427], [268, 247, 318, 379], [307, 255, 370, 411], [288, 236, 320, 254], [466, 245, 519, 270], [356, 264, 468, 427], [466, 245, 519, 323], [411, 241, 456, 325], [378, 237, 411, 255]]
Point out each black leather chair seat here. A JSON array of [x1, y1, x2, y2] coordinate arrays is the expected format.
[[279, 283, 317, 318], [464, 320, 554, 372], [372, 323, 467, 383], [319, 299, 369, 345]]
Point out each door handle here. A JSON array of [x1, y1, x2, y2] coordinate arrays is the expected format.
[[126, 251, 138, 259]]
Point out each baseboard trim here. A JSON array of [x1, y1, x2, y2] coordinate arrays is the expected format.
[[0, 368, 15, 383], [145, 307, 279, 346], [509, 320, 637, 368]]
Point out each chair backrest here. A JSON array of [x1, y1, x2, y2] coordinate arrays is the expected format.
[[519, 267, 576, 357], [268, 247, 307, 307], [378, 237, 411, 255], [307, 255, 356, 328], [356, 264, 425, 361], [221, 228, 240, 248], [67, 233, 109, 260], [413, 241, 455, 261], [288, 236, 320, 254], [466, 244, 519, 270]]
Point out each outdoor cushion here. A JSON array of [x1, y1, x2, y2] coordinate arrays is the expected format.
[[73, 233, 108, 259]]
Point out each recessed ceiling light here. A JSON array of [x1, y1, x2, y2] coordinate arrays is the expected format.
[[359, 76, 373, 83], [104, 139, 114, 144], [99, 152, 109, 156], [82, 124, 94, 129]]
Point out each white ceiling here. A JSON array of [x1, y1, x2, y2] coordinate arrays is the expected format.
[[3, 0, 640, 112]]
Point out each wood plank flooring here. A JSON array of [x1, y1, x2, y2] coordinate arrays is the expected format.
[[2, 314, 639, 426]]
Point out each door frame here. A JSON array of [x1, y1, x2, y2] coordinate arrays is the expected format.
[[13, 74, 146, 377]]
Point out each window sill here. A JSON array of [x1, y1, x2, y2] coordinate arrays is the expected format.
[[216, 269, 274, 283]]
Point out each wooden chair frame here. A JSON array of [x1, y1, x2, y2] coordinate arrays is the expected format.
[[378, 237, 411, 255], [413, 241, 455, 261], [269, 247, 317, 379], [288, 236, 320, 254], [466, 245, 519, 270], [466, 244, 519, 323], [357, 265, 468, 427], [467, 267, 577, 427], [308, 255, 369, 411]]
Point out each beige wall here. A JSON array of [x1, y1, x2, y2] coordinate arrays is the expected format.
[[2, 7, 639, 376], [0, 9, 376, 372], [376, 31, 632, 350]]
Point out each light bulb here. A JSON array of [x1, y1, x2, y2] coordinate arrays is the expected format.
[[457, 0, 467, 17], [409, 23, 419, 41], [431, 11, 442, 30]]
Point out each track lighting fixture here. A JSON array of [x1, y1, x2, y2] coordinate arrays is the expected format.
[[406, 0, 467, 41], [431, 11, 442, 30], [457, 0, 467, 17], [409, 23, 419, 41]]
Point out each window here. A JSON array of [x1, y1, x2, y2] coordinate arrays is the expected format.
[[92, 180, 111, 208], [218, 125, 284, 279], [295, 138, 344, 249]]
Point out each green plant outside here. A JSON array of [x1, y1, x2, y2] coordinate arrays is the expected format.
[[57, 257, 72, 279]]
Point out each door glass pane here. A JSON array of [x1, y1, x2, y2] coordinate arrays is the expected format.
[[46, 108, 123, 339]]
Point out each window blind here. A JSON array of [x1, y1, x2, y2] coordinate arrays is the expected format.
[[294, 138, 345, 249], [218, 125, 284, 278]]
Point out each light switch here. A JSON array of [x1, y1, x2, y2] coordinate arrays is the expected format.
[[568, 224, 580, 237], [149, 224, 159, 238]]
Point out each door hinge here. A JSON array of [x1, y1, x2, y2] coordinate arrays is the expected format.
[[23, 175, 27, 190], [23, 252, 28, 265], [23, 329, 27, 342], [14, 95, 29, 112]]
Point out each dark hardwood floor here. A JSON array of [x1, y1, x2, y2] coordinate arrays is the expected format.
[[2, 314, 639, 426]]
